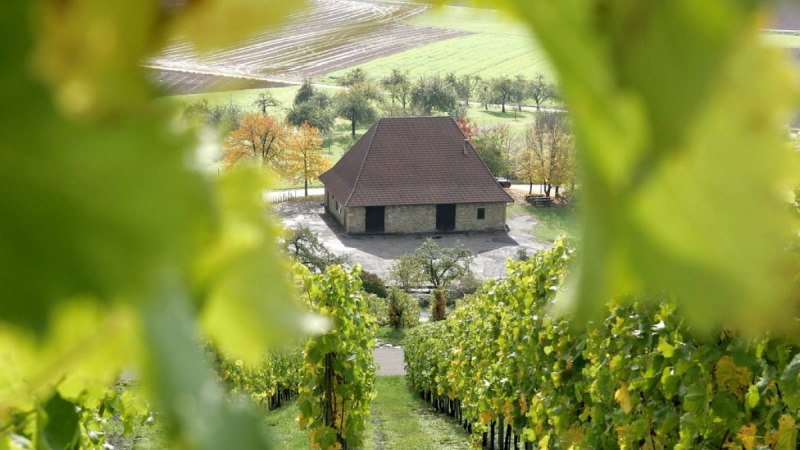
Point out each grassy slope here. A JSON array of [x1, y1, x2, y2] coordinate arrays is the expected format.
[[264, 377, 470, 449]]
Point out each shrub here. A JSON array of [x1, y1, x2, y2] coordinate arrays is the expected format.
[[387, 288, 419, 329], [431, 288, 446, 321], [366, 293, 389, 326], [359, 270, 388, 298]]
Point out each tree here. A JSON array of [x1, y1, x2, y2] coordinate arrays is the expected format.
[[512, 75, 528, 112], [334, 81, 383, 138], [472, 124, 515, 177], [293, 79, 317, 105], [284, 225, 347, 272], [223, 112, 287, 171], [516, 112, 574, 197], [284, 123, 332, 196], [386, 288, 418, 329], [455, 115, 477, 141], [388, 254, 424, 292], [528, 74, 553, 111], [253, 91, 281, 114], [447, 73, 481, 107], [410, 75, 457, 115], [489, 76, 514, 113], [381, 68, 412, 112], [339, 68, 368, 87], [287, 81, 335, 133], [412, 239, 473, 290]]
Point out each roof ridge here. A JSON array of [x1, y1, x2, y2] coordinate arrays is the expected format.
[[344, 118, 382, 206], [449, 117, 514, 204]]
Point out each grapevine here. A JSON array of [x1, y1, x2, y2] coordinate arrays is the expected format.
[[406, 241, 800, 449]]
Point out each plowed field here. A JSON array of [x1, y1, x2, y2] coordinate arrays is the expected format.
[[148, 0, 467, 94]]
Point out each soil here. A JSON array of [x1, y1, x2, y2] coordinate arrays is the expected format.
[[149, 0, 468, 94]]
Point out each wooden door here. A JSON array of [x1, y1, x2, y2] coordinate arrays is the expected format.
[[436, 204, 456, 231], [365, 206, 385, 233]]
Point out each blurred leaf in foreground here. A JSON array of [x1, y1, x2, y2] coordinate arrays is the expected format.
[[474, 0, 800, 331]]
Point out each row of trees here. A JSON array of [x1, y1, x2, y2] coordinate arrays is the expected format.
[[464, 112, 576, 196]]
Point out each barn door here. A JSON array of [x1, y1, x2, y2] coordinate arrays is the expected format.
[[365, 206, 385, 232], [436, 204, 456, 231]]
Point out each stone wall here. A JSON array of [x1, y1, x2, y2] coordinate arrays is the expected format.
[[342, 202, 507, 234], [454, 202, 506, 232], [345, 206, 365, 233], [325, 189, 347, 228], [384, 205, 437, 233]]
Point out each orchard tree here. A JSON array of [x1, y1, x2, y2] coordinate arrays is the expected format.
[[223, 112, 287, 171], [339, 68, 368, 87], [528, 74, 553, 111], [412, 239, 473, 290], [472, 124, 515, 177], [512, 75, 528, 112], [284, 123, 332, 196], [381, 68, 412, 111], [489, 76, 514, 113], [253, 91, 281, 114], [334, 81, 384, 138], [287, 80, 335, 133], [410, 75, 457, 115]]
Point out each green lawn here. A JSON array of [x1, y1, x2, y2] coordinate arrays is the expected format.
[[263, 377, 470, 450], [375, 326, 408, 346], [509, 203, 578, 244]]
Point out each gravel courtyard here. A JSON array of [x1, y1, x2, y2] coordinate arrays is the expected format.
[[274, 196, 547, 279]]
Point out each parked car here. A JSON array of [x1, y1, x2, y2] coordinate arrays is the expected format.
[[495, 177, 511, 188]]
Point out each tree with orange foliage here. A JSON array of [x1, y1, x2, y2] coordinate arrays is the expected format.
[[284, 123, 332, 196], [455, 115, 476, 142], [223, 112, 287, 172]]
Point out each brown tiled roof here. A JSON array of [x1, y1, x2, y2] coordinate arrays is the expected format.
[[320, 117, 513, 207]]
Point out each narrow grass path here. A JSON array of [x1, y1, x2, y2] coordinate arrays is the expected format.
[[263, 377, 470, 449], [364, 377, 470, 450]]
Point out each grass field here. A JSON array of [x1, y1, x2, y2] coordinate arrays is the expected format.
[[264, 377, 470, 449], [323, 5, 551, 83], [509, 203, 578, 243]]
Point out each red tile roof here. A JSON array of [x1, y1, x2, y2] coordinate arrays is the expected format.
[[320, 117, 513, 207]]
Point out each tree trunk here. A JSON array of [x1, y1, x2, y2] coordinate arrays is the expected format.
[[304, 157, 309, 196], [555, 185, 560, 197], [528, 180, 533, 195], [351, 108, 356, 138]]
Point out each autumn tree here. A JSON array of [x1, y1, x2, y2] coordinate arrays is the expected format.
[[223, 112, 287, 171], [455, 115, 477, 142], [334, 81, 383, 138], [284, 123, 332, 196], [515, 112, 573, 196], [472, 124, 515, 177]]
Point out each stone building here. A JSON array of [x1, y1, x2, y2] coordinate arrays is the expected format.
[[319, 116, 512, 234]]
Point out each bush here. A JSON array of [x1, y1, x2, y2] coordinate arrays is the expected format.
[[446, 271, 481, 306], [366, 293, 389, 327], [431, 288, 446, 321], [359, 270, 388, 298], [387, 288, 419, 329]]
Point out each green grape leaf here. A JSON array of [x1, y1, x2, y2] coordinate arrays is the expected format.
[[778, 354, 800, 410], [495, 0, 798, 331], [37, 392, 80, 450], [197, 170, 305, 364], [0, 0, 212, 334], [140, 285, 272, 450]]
